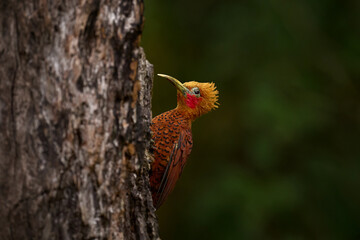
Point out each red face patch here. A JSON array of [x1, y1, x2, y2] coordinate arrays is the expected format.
[[185, 93, 202, 109]]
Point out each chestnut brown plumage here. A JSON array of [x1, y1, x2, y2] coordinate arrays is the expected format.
[[150, 74, 219, 209]]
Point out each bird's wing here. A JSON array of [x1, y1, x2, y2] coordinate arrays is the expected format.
[[154, 128, 193, 208]]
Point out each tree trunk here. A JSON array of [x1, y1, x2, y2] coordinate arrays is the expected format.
[[0, 0, 159, 239]]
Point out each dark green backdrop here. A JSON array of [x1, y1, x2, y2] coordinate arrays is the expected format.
[[142, 0, 360, 239]]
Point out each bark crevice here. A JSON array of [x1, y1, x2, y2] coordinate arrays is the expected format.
[[10, 11, 19, 174]]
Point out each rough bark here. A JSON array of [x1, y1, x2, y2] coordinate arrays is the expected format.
[[0, 0, 159, 239]]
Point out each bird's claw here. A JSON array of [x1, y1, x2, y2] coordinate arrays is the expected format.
[[149, 138, 155, 154]]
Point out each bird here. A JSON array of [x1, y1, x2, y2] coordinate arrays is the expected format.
[[149, 74, 219, 209]]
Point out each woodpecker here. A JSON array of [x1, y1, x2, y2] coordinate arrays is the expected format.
[[149, 74, 219, 208]]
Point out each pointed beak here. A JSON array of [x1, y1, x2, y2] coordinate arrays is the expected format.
[[157, 74, 188, 95]]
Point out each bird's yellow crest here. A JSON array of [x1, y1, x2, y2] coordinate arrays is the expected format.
[[157, 74, 219, 120]]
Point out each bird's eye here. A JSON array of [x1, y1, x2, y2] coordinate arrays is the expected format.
[[192, 87, 201, 96]]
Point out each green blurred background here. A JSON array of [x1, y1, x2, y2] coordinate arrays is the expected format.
[[141, 0, 360, 239]]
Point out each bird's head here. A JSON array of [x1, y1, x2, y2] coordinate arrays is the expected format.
[[158, 74, 219, 120]]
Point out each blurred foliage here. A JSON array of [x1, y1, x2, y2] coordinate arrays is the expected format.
[[142, 0, 360, 239]]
